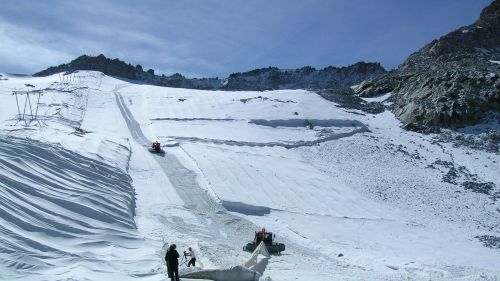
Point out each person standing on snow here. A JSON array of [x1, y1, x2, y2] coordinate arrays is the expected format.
[[185, 247, 196, 267], [165, 244, 180, 281]]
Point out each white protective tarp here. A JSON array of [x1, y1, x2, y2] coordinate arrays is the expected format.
[[180, 265, 261, 281], [179, 242, 269, 281], [243, 241, 270, 268]]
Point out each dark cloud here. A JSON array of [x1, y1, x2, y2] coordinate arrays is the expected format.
[[0, 0, 491, 76]]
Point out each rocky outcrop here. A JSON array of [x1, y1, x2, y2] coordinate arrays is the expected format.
[[223, 62, 386, 91], [34, 54, 146, 80], [154, 73, 223, 90], [355, 0, 500, 128], [33, 54, 223, 89], [34, 55, 385, 91], [317, 88, 385, 114]]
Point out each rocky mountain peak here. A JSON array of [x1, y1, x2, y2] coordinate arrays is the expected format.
[[479, 0, 500, 24], [34, 54, 148, 80], [355, 0, 500, 129], [399, 0, 500, 75]]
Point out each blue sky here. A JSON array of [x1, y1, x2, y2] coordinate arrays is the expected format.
[[0, 0, 492, 77]]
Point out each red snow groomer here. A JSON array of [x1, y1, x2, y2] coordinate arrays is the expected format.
[[243, 228, 285, 254], [149, 141, 164, 154]]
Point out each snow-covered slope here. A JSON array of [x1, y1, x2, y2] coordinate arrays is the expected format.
[[0, 71, 499, 281]]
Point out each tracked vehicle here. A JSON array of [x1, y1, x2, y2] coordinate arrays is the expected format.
[[243, 228, 285, 254], [148, 141, 164, 154]]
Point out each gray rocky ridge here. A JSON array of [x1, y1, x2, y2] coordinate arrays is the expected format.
[[34, 55, 385, 92], [355, 0, 500, 129]]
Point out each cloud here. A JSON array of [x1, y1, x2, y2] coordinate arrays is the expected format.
[[0, 0, 492, 76], [0, 20, 73, 73]]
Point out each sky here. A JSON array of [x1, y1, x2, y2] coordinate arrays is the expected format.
[[0, 0, 492, 77]]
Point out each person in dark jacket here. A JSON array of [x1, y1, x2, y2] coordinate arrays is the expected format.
[[165, 244, 180, 281]]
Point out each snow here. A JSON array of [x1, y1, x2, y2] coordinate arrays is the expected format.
[[174, 143, 391, 219], [1, 71, 499, 281], [361, 92, 391, 103]]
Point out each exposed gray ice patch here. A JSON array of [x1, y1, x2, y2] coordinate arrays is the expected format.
[[249, 118, 365, 128], [222, 201, 272, 216], [151, 118, 235, 121]]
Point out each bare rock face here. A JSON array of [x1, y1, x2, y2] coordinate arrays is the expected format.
[[33, 54, 223, 90], [223, 62, 386, 91], [34, 54, 145, 80], [355, 0, 500, 129]]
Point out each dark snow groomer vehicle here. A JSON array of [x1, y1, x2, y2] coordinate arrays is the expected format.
[[149, 141, 164, 154], [243, 228, 285, 254]]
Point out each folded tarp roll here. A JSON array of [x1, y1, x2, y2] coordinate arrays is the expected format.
[[179, 241, 270, 281], [244, 241, 270, 268], [179, 265, 261, 281]]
